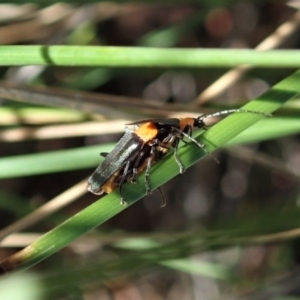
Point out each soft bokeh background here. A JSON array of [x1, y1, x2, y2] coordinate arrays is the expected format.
[[0, 1, 300, 299]]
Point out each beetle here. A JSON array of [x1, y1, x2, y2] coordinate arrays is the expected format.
[[87, 122, 167, 205], [102, 143, 168, 206], [87, 108, 271, 205]]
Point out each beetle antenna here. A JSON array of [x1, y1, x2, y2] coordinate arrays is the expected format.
[[197, 108, 272, 121]]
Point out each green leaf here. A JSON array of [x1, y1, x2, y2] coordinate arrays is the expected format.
[[0, 145, 114, 179]]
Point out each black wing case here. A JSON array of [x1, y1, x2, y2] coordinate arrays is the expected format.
[[127, 118, 180, 127], [88, 129, 143, 194]]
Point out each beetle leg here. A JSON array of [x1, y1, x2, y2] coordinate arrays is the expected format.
[[100, 152, 109, 158], [144, 146, 157, 195], [173, 137, 186, 173], [131, 151, 145, 184], [173, 127, 219, 164], [131, 144, 154, 184], [131, 169, 138, 184], [186, 123, 193, 136], [118, 160, 132, 205], [158, 187, 167, 207]]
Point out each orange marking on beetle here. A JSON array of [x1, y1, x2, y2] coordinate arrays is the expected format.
[[134, 122, 158, 142], [178, 118, 194, 131], [101, 170, 120, 193]]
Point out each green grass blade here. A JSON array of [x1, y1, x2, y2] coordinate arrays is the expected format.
[[1, 46, 300, 67], [161, 259, 232, 281], [0, 145, 114, 179], [228, 116, 300, 146]]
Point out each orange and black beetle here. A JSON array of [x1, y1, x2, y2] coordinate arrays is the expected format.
[[87, 109, 270, 205]]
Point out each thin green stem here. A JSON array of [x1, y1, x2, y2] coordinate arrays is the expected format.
[[0, 46, 299, 67]]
